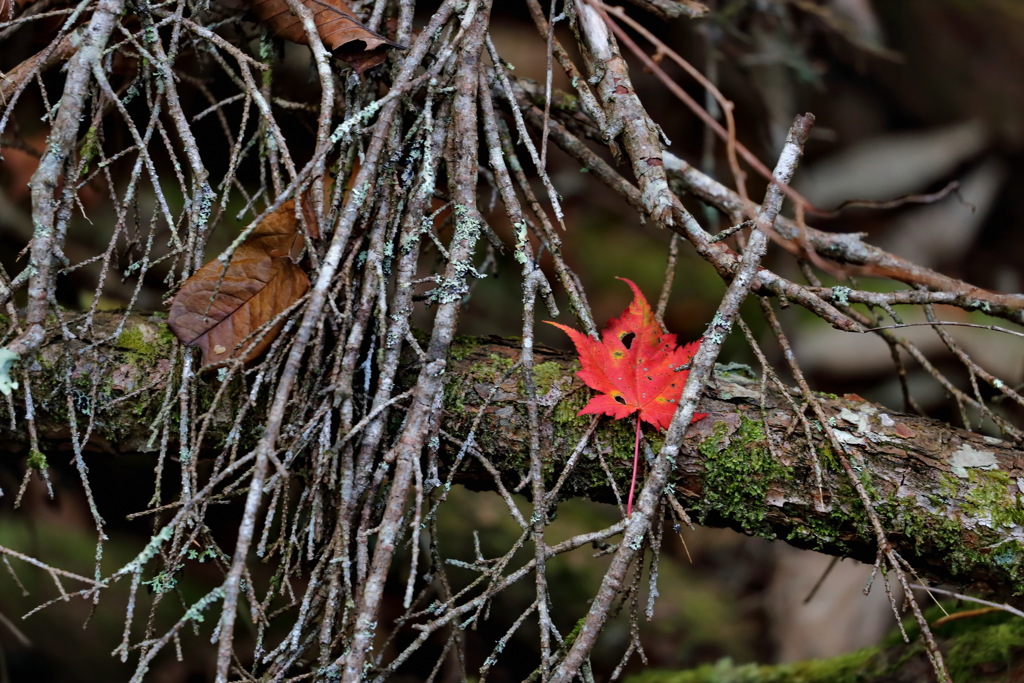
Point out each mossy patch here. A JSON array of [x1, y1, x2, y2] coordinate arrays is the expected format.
[[531, 361, 563, 395], [467, 353, 517, 386], [816, 441, 839, 473], [27, 449, 48, 470], [939, 473, 960, 501], [552, 380, 590, 431], [629, 606, 1024, 683], [895, 604, 1024, 682], [785, 478, 867, 556], [962, 469, 1024, 529], [694, 417, 791, 536], [116, 321, 175, 359], [879, 495, 1024, 592], [449, 335, 483, 361], [626, 648, 881, 683], [554, 91, 579, 113]]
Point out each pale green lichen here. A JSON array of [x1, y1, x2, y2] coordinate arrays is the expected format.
[[143, 571, 177, 594], [831, 285, 852, 305], [121, 524, 174, 574], [715, 362, 757, 379], [182, 588, 225, 624], [0, 348, 19, 396], [950, 443, 998, 478], [513, 220, 529, 265]]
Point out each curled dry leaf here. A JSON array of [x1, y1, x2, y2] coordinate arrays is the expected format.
[[167, 200, 312, 365], [244, 0, 403, 74]]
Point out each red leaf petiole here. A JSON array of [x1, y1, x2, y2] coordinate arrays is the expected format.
[[627, 413, 641, 516]]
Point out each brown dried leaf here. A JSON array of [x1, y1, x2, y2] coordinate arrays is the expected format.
[[167, 200, 311, 365], [244, 0, 403, 74]]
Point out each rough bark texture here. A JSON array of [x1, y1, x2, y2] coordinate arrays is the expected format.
[[3, 311, 1022, 602]]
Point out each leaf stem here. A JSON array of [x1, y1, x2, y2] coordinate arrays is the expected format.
[[627, 414, 641, 516]]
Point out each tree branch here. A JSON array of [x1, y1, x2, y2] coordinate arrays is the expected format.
[[2, 311, 1022, 602]]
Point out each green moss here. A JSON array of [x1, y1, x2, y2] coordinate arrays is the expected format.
[[532, 361, 563, 395], [857, 464, 878, 500], [78, 125, 99, 177], [156, 322, 177, 345], [442, 375, 467, 416], [879, 496, 1017, 589], [962, 469, 1024, 529], [939, 473, 960, 500], [580, 417, 673, 497], [895, 605, 1024, 681], [817, 441, 839, 472], [629, 607, 1024, 683], [116, 322, 174, 359], [694, 417, 791, 536], [627, 647, 881, 683], [467, 353, 517, 385], [551, 387, 593, 457], [555, 92, 579, 113], [449, 336, 482, 361], [784, 479, 867, 555], [945, 617, 1024, 680], [27, 449, 48, 470], [552, 388, 588, 428], [607, 417, 641, 474]]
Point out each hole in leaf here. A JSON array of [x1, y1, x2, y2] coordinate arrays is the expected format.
[[621, 332, 636, 349], [614, 395, 627, 405]]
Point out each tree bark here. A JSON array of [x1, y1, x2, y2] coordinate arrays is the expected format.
[[2, 311, 1022, 602]]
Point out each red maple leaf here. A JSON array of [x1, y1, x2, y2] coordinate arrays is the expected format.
[[546, 278, 706, 514]]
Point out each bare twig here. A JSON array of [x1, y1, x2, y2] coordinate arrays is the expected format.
[[551, 113, 815, 682]]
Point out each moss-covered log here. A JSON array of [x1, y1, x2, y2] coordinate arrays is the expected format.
[[2, 312, 1023, 601], [627, 606, 1024, 683]]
